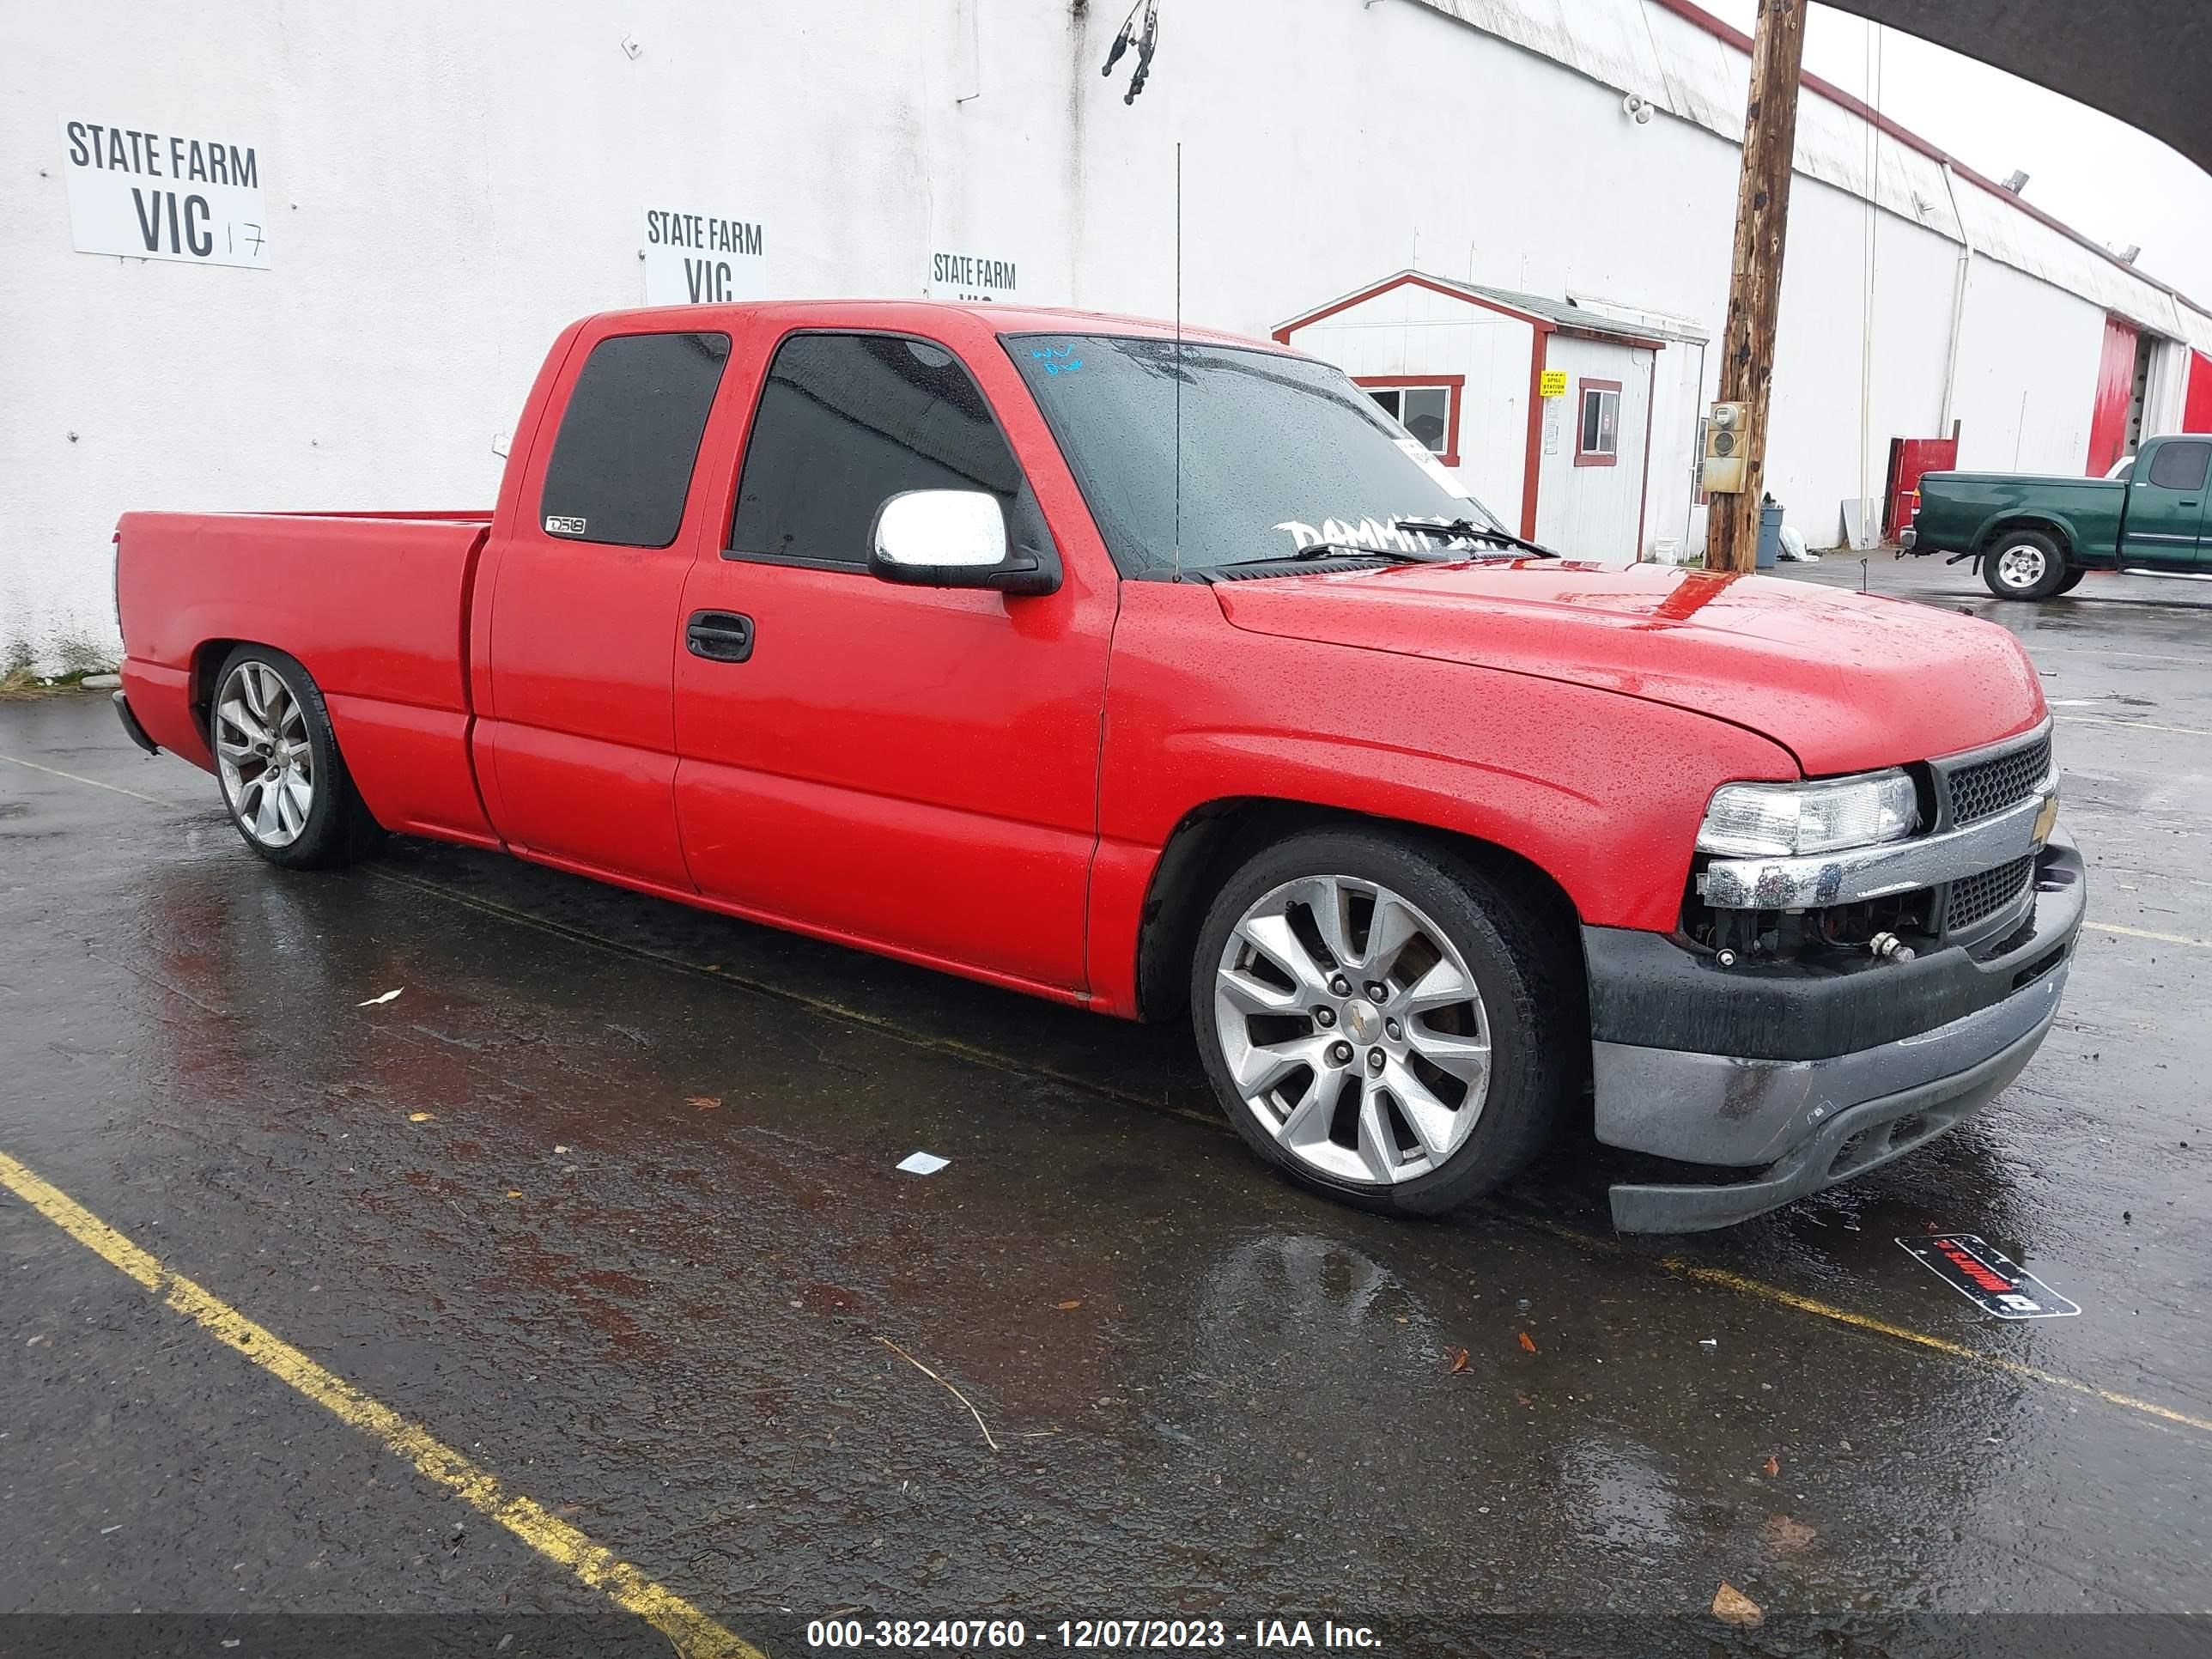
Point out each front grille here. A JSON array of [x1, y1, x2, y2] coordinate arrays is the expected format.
[[1947, 733, 2051, 825], [1945, 854, 2033, 931]]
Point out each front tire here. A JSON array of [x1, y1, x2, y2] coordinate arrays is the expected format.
[[1190, 827, 1579, 1217], [1982, 531, 2069, 600], [208, 646, 385, 870]]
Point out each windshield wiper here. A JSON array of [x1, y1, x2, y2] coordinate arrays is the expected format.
[[1392, 515, 1561, 559], [1286, 540, 1442, 562], [1219, 541, 1445, 569]]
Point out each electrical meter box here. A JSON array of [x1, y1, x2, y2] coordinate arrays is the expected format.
[[1702, 402, 1748, 495]]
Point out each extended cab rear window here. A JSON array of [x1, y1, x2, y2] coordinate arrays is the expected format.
[[2147, 440, 2210, 492], [539, 331, 731, 547]]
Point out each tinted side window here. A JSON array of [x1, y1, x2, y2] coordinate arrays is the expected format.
[[730, 333, 1025, 567], [2146, 440, 2210, 492], [539, 331, 731, 547]]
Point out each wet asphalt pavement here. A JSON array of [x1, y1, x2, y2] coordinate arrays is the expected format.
[[2, 561, 2209, 1656]]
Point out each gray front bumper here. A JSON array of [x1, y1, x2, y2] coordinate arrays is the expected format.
[[1589, 836, 2083, 1232], [1602, 970, 2063, 1232]]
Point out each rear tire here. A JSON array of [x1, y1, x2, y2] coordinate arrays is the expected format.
[[1981, 531, 2069, 600], [208, 646, 385, 871], [1190, 827, 1580, 1218]]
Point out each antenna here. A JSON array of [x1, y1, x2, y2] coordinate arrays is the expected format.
[[1173, 140, 1183, 583]]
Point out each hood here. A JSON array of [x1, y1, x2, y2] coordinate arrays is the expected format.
[[1212, 561, 2046, 775]]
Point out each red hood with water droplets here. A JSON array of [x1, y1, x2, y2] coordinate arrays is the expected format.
[[1212, 561, 2045, 775]]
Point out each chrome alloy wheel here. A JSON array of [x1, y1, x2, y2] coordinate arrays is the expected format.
[[1994, 542, 2048, 590], [1212, 875, 1492, 1187], [214, 660, 315, 848]]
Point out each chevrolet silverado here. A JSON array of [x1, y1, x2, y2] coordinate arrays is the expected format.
[[112, 301, 2082, 1231]]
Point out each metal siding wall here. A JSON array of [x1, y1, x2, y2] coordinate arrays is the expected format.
[[1948, 258, 2109, 477]]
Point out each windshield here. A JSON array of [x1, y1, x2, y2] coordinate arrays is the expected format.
[[1006, 333, 1510, 577]]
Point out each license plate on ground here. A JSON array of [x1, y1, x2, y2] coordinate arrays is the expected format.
[[1898, 1234, 2081, 1320]]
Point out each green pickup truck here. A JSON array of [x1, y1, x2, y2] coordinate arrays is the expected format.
[[1904, 433, 2212, 599]]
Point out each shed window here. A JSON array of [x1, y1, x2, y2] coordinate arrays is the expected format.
[[1355, 379, 1461, 465], [1576, 381, 1620, 466], [539, 331, 731, 547]]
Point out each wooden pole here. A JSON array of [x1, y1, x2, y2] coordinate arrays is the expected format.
[[1706, 0, 1808, 573]]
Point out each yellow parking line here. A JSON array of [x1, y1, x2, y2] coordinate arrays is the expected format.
[[1504, 1213, 2212, 1442], [0, 1147, 762, 1659], [2082, 919, 2212, 951], [0, 750, 188, 811], [17, 744, 2212, 1443], [2057, 714, 2212, 738], [1664, 1258, 2212, 1437]]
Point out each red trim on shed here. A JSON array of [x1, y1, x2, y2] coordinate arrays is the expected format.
[[1522, 337, 1549, 541], [1275, 271, 1553, 342]]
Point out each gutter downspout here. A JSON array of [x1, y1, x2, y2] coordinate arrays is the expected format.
[[1684, 336, 1709, 558], [1936, 160, 1975, 439]]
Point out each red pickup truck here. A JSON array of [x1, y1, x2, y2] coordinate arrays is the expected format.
[[112, 301, 2082, 1231]]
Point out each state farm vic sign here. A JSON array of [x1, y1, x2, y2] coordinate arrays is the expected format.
[[60, 117, 270, 270], [642, 207, 767, 305]]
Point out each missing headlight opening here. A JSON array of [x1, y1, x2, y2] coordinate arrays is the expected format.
[[1683, 872, 1938, 967]]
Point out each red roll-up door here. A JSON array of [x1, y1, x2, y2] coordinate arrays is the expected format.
[[2086, 316, 2138, 475], [2185, 349, 2212, 434]]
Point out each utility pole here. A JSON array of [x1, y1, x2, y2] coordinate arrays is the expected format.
[[1705, 0, 1807, 572]]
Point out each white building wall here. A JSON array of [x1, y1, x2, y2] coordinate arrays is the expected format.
[[0, 0, 1080, 672], [1948, 258, 2111, 473], [1760, 175, 1957, 541], [5, 0, 2209, 669]]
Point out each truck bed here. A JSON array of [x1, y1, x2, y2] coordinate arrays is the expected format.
[[1911, 471, 2124, 563], [115, 509, 498, 845]]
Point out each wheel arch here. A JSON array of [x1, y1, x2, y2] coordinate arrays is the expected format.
[[1131, 797, 1585, 1024], [1973, 515, 2076, 562], [188, 636, 252, 729]]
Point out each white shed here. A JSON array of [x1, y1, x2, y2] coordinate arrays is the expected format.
[[1276, 272, 1692, 562]]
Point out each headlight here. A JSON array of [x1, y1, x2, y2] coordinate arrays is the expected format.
[[1697, 770, 1919, 858]]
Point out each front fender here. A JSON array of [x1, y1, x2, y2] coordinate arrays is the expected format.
[[1084, 584, 1800, 1014]]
